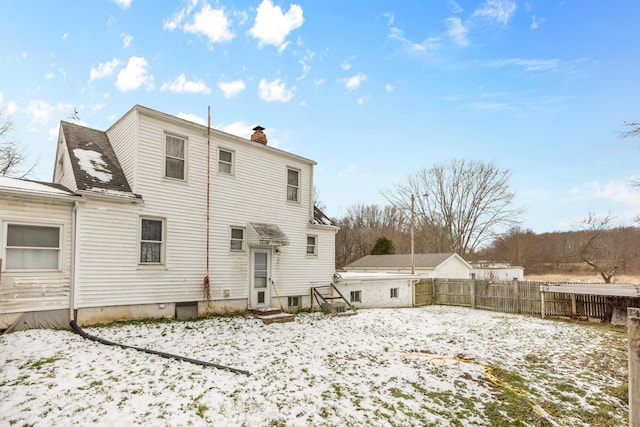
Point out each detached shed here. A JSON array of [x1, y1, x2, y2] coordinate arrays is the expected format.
[[334, 272, 420, 308], [344, 253, 472, 280]]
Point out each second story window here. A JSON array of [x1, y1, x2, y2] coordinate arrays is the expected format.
[[218, 148, 233, 175], [165, 134, 186, 180], [287, 168, 299, 202]]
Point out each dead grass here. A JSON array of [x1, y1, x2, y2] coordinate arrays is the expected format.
[[524, 273, 640, 284]]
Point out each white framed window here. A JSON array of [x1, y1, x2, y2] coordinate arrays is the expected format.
[[4, 223, 62, 271], [287, 168, 300, 202], [230, 227, 245, 251], [390, 288, 399, 298], [165, 134, 186, 180], [288, 296, 300, 308], [140, 218, 165, 264], [218, 148, 234, 175], [350, 290, 362, 303], [306, 235, 317, 255]]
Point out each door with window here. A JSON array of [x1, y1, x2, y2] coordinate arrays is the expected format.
[[250, 249, 271, 308]]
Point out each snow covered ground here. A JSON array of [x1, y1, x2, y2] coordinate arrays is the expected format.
[[0, 306, 628, 426]]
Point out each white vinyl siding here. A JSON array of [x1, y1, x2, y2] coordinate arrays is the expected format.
[[0, 198, 73, 313], [165, 134, 186, 180], [218, 148, 234, 175], [286, 168, 299, 202], [4, 224, 61, 270]]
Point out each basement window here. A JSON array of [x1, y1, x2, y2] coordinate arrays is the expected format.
[[350, 290, 362, 303], [390, 288, 399, 298], [288, 296, 300, 308], [4, 223, 61, 270]]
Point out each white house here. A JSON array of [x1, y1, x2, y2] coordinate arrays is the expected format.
[[1, 105, 338, 330], [333, 272, 420, 309], [470, 262, 524, 281], [343, 253, 472, 279]]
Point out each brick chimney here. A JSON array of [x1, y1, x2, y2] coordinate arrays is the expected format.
[[250, 126, 268, 145]]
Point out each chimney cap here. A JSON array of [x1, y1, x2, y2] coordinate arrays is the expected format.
[[252, 125, 265, 132]]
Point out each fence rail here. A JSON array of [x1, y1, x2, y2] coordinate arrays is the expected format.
[[417, 278, 636, 320]]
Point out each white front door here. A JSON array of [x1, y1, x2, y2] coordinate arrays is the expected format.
[[250, 249, 270, 308]]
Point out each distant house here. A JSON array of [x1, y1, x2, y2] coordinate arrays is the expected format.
[[470, 262, 524, 281], [343, 253, 472, 279], [1, 105, 338, 330], [333, 272, 420, 309]]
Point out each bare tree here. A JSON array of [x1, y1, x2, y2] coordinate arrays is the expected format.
[[620, 121, 640, 139], [0, 110, 37, 178], [575, 212, 630, 283], [383, 159, 523, 257]]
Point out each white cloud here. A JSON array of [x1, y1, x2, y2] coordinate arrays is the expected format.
[[220, 121, 254, 139], [530, 15, 544, 29], [472, 0, 517, 26], [184, 4, 234, 44], [258, 78, 294, 102], [297, 50, 315, 80], [218, 80, 246, 98], [341, 61, 352, 71], [249, 0, 304, 49], [338, 164, 358, 177], [115, 56, 153, 91], [487, 58, 561, 72], [6, 101, 18, 116], [62, 33, 68, 40], [121, 33, 133, 48], [44, 71, 55, 80], [161, 74, 211, 94], [385, 83, 395, 92], [344, 73, 367, 92], [113, 0, 132, 9], [388, 27, 442, 55], [90, 58, 121, 81], [446, 16, 469, 47], [177, 112, 207, 126], [26, 100, 54, 127], [450, 1, 463, 14], [163, 0, 198, 31]]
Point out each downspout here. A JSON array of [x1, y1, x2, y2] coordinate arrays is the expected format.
[[309, 163, 314, 220], [202, 106, 212, 314], [70, 200, 80, 322]]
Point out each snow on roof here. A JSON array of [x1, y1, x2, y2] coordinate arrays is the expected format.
[[73, 148, 113, 183], [0, 176, 74, 196]]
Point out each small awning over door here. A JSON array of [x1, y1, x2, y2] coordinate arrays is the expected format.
[[248, 223, 290, 247]]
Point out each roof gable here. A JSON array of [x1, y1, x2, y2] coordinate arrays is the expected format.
[[60, 121, 133, 195], [345, 253, 462, 269], [313, 206, 337, 227]]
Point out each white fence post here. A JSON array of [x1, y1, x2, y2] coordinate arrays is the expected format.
[[629, 307, 640, 427]]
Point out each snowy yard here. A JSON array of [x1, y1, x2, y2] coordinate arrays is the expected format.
[[0, 306, 629, 426]]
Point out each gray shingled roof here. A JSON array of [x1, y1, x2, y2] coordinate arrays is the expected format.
[[345, 253, 457, 269], [60, 121, 133, 194], [313, 206, 337, 227]]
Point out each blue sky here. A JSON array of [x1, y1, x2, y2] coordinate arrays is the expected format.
[[1, 0, 639, 233]]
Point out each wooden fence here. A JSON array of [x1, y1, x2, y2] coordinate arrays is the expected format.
[[415, 278, 623, 319]]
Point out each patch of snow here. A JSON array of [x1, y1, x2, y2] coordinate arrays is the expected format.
[[0, 176, 72, 195], [0, 306, 628, 426], [73, 148, 113, 183]]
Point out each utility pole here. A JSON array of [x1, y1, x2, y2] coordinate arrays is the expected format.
[[411, 194, 415, 275]]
